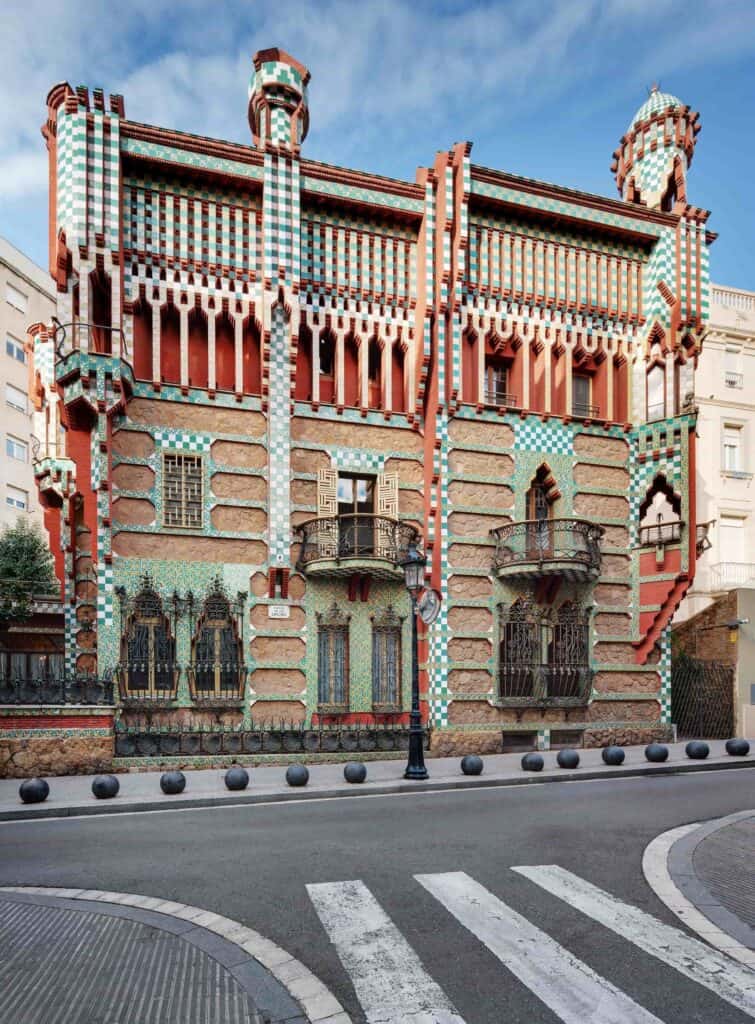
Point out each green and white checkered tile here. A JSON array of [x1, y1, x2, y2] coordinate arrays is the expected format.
[[154, 430, 211, 452], [515, 417, 575, 455]]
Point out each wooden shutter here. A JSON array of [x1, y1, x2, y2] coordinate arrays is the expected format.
[[376, 472, 398, 520], [317, 468, 338, 517]]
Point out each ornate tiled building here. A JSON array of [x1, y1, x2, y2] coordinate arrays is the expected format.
[[22, 57, 714, 772]]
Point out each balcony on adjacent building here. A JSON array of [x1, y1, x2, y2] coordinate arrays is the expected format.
[[296, 514, 420, 580], [490, 518, 603, 582], [710, 562, 755, 591]]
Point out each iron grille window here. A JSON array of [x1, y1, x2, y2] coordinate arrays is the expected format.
[[317, 608, 349, 709], [163, 453, 203, 529], [121, 586, 177, 698], [499, 600, 591, 703], [372, 609, 402, 709], [191, 589, 243, 700]]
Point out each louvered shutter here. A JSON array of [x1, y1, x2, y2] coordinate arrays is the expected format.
[[376, 472, 398, 520]]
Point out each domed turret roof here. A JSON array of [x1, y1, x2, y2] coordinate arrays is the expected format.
[[629, 86, 682, 131]]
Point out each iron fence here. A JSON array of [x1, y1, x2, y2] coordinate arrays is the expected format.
[[0, 675, 114, 706], [671, 655, 734, 739], [296, 515, 420, 567]]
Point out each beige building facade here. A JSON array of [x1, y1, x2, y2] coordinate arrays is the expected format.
[[680, 283, 755, 619], [0, 236, 55, 530]]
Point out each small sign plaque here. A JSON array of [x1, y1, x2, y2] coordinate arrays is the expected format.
[[268, 605, 291, 619]]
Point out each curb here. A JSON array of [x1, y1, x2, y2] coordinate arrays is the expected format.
[[642, 811, 755, 969], [0, 886, 350, 1024], [2, 755, 753, 822]]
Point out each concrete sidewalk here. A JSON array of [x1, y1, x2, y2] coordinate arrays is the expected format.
[[1, 738, 752, 821]]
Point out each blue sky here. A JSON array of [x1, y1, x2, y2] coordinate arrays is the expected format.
[[2, 0, 754, 288]]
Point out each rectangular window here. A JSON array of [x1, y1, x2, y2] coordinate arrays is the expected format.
[[5, 383, 27, 413], [724, 347, 743, 389], [162, 453, 203, 529], [484, 361, 509, 405], [647, 365, 666, 421], [5, 337, 26, 364], [5, 282, 27, 313], [337, 474, 376, 557], [372, 622, 402, 709], [723, 425, 742, 473], [6, 486, 28, 511], [6, 436, 28, 462], [572, 374, 594, 417], [318, 626, 349, 707]]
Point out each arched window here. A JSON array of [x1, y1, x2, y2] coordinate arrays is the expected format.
[[547, 602, 590, 698], [317, 603, 349, 710], [499, 599, 591, 703], [319, 331, 336, 404], [462, 330, 478, 404], [119, 580, 177, 700], [372, 606, 402, 710], [160, 303, 181, 385], [499, 599, 537, 699], [646, 363, 666, 421], [296, 323, 313, 401], [391, 343, 406, 413], [189, 584, 244, 701], [344, 333, 360, 407], [89, 267, 112, 354], [215, 311, 235, 392], [639, 475, 682, 546], [526, 466, 557, 557], [242, 316, 262, 395]]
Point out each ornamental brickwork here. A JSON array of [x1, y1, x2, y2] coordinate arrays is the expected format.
[[20, 53, 713, 771]]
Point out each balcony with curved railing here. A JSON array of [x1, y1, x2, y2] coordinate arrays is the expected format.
[[490, 518, 603, 581], [296, 515, 421, 580]]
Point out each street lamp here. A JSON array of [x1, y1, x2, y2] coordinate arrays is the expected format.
[[400, 542, 429, 780]]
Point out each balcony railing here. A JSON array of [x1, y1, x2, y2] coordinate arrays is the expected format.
[[499, 665, 592, 706], [710, 562, 755, 590], [53, 320, 129, 361], [484, 387, 517, 407], [572, 402, 600, 419], [187, 662, 246, 703], [639, 519, 682, 546], [490, 519, 603, 579], [296, 514, 420, 575], [0, 674, 114, 706], [116, 662, 179, 704], [725, 371, 744, 389], [712, 285, 755, 313]]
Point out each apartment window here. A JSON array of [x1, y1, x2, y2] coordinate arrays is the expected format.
[[723, 425, 743, 473], [6, 436, 27, 462], [724, 347, 743, 389], [5, 337, 25, 364], [190, 587, 243, 700], [5, 383, 27, 413], [572, 373, 595, 418], [6, 486, 28, 511], [120, 584, 177, 698], [372, 607, 402, 709], [162, 453, 203, 529], [317, 605, 350, 709], [499, 599, 591, 702], [5, 282, 27, 313]]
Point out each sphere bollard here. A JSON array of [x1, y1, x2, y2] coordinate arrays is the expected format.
[[224, 766, 250, 791], [91, 774, 120, 800], [160, 770, 186, 795], [19, 778, 49, 804], [460, 754, 484, 776], [685, 740, 709, 760], [602, 745, 625, 766], [644, 743, 669, 763], [286, 763, 309, 787], [556, 748, 580, 769], [521, 752, 544, 772], [344, 762, 367, 784], [725, 738, 750, 756]]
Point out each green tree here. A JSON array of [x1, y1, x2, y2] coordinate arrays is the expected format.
[[0, 519, 57, 628]]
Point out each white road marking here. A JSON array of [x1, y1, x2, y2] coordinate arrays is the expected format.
[[415, 871, 664, 1024], [307, 879, 465, 1024], [513, 864, 755, 1019]]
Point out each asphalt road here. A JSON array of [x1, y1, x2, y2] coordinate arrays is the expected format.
[[1, 767, 753, 1023]]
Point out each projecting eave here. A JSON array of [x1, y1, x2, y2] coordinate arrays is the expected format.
[[300, 158, 424, 220], [470, 164, 678, 245]]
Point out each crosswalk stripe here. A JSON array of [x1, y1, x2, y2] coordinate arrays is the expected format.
[[307, 879, 465, 1024], [415, 871, 664, 1024], [513, 865, 755, 1019]]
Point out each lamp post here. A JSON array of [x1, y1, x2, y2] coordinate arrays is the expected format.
[[400, 543, 429, 780]]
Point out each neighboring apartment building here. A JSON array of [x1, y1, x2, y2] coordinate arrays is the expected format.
[[678, 284, 755, 619], [0, 236, 55, 529], [22, 59, 713, 774]]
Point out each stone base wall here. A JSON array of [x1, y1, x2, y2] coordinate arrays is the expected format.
[[0, 736, 114, 778], [429, 722, 673, 756]]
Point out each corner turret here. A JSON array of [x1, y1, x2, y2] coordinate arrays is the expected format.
[[248, 48, 310, 151]]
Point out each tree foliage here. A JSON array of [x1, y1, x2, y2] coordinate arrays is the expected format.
[[0, 519, 58, 627]]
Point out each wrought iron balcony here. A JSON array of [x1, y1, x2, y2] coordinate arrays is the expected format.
[[0, 674, 114, 706], [490, 518, 603, 581], [187, 662, 246, 704], [725, 371, 744, 389], [296, 514, 421, 580], [572, 402, 600, 419], [498, 664, 592, 707], [484, 387, 517, 408], [115, 662, 180, 704], [639, 519, 683, 546]]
